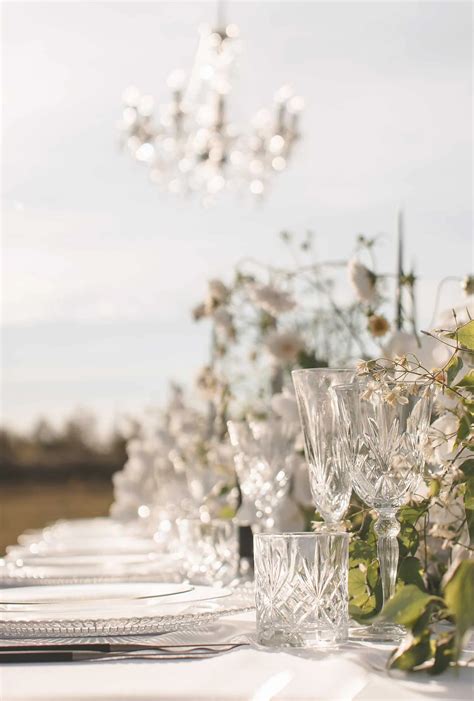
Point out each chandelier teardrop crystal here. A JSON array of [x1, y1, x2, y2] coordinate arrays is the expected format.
[[119, 20, 303, 205]]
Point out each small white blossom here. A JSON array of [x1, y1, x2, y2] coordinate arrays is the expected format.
[[192, 302, 207, 321], [383, 385, 409, 407], [361, 380, 378, 401], [205, 279, 230, 312], [271, 388, 303, 448], [213, 307, 235, 339], [436, 297, 474, 330], [248, 283, 296, 316], [265, 330, 304, 363], [429, 524, 458, 542], [195, 365, 220, 399], [383, 331, 442, 371], [429, 412, 459, 464], [271, 388, 300, 427], [348, 258, 376, 303], [356, 359, 371, 375]]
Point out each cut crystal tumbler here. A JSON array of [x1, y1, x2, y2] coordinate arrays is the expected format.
[[254, 532, 350, 648]]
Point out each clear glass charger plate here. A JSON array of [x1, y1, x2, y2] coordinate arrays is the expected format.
[[8, 537, 163, 557], [18, 519, 133, 544], [5, 550, 170, 568], [0, 552, 182, 586], [0, 582, 194, 611], [0, 585, 254, 639]]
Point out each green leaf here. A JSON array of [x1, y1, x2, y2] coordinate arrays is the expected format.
[[429, 632, 456, 675], [463, 477, 474, 510], [398, 522, 420, 557], [460, 458, 474, 478], [460, 468, 474, 540], [379, 585, 442, 629], [447, 320, 474, 351], [348, 563, 380, 621], [398, 556, 426, 591], [348, 566, 369, 601], [443, 560, 474, 655], [455, 415, 471, 447], [398, 501, 430, 525], [397, 502, 428, 558], [429, 478, 441, 498], [456, 369, 474, 392], [446, 354, 463, 385], [389, 633, 434, 671], [465, 507, 474, 544], [349, 533, 377, 566], [366, 560, 379, 590]]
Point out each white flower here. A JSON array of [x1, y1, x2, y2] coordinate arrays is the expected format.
[[383, 386, 409, 407], [360, 380, 378, 401], [436, 296, 474, 330], [356, 359, 373, 375], [195, 365, 220, 399], [192, 302, 207, 321], [271, 388, 300, 426], [271, 388, 303, 448], [265, 330, 304, 363], [428, 494, 467, 543], [248, 283, 296, 316], [213, 307, 235, 339], [429, 412, 459, 464], [383, 331, 443, 371], [205, 279, 229, 312], [348, 258, 376, 303]]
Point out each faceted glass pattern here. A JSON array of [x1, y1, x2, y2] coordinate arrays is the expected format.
[[333, 382, 433, 511], [227, 419, 297, 532], [333, 381, 433, 638], [292, 369, 355, 525], [254, 532, 350, 648], [177, 518, 238, 586]]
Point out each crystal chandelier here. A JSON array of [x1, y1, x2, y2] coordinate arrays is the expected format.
[[118, 8, 303, 205]]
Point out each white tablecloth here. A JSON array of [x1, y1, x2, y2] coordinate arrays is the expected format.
[[1, 613, 472, 701]]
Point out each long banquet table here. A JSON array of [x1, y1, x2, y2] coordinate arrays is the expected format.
[[1, 611, 473, 701]]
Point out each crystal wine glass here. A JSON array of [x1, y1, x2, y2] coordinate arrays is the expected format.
[[227, 418, 297, 532], [292, 369, 355, 529], [333, 379, 433, 640]]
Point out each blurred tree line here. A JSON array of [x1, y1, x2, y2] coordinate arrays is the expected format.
[[0, 410, 127, 483]]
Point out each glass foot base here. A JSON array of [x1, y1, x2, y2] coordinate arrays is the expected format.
[[258, 625, 347, 650], [349, 622, 406, 643]]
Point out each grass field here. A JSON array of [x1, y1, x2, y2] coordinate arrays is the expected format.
[[0, 481, 113, 554]]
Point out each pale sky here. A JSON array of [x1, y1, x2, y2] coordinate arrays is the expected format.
[[1, 0, 473, 430]]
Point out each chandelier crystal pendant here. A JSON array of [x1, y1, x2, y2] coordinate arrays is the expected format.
[[119, 13, 303, 205]]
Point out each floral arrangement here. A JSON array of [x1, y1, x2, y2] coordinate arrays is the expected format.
[[352, 318, 473, 673], [111, 232, 473, 673]]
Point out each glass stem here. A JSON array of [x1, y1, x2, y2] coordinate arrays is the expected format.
[[374, 509, 400, 606]]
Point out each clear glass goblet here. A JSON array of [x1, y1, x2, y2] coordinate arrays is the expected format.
[[292, 369, 355, 529], [227, 418, 297, 532], [177, 518, 239, 586], [333, 380, 433, 640]]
